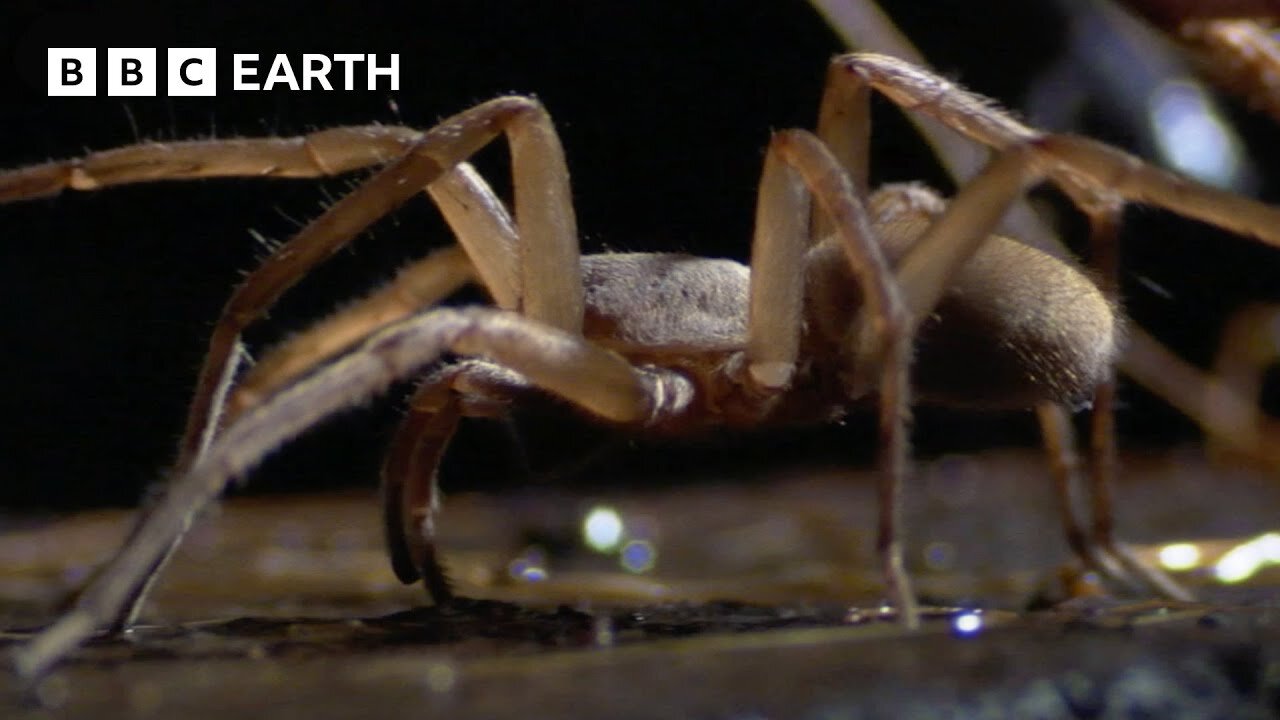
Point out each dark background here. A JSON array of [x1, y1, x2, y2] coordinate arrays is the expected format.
[[1, 0, 1279, 510]]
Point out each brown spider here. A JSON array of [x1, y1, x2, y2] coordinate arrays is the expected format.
[[7, 51, 1280, 679]]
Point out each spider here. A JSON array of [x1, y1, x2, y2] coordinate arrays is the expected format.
[[6, 51, 1280, 679]]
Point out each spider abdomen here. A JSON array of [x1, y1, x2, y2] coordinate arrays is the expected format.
[[865, 183, 1117, 410], [911, 235, 1118, 410]]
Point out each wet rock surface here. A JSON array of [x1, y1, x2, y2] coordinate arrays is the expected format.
[[5, 600, 1280, 718], [3, 448, 1280, 718]]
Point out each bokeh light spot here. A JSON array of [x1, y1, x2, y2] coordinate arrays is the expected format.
[[583, 506, 624, 552]]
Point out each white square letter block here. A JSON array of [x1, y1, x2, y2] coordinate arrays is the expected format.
[[167, 48, 217, 97], [107, 48, 157, 97], [48, 48, 96, 97]]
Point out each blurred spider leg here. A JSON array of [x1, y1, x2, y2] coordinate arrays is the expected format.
[[1118, 8, 1280, 124], [750, 129, 915, 625], [382, 361, 541, 602], [1125, 327, 1278, 465], [12, 307, 693, 679], [1208, 304, 1280, 468], [1189, 19, 1280, 125]]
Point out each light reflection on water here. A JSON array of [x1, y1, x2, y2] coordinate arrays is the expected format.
[[1213, 533, 1280, 584], [951, 610, 983, 636], [508, 546, 549, 583]]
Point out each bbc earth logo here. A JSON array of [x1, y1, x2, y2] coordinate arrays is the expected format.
[[47, 49, 401, 97]]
